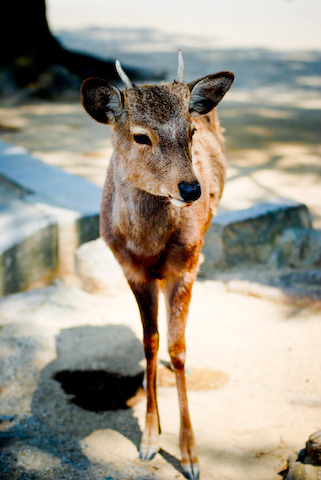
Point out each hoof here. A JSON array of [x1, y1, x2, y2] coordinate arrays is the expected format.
[[181, 462, 200, 480], [139, 444, 159, 461]]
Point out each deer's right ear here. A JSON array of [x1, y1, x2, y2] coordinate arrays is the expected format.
[[81, 78, 123, 124]]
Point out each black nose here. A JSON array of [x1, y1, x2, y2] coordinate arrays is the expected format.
[[178, 180, 201, 202]]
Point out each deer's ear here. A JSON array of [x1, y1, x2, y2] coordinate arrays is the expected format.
[[188, 72, 234, 116], [81, 78, 123, 124]]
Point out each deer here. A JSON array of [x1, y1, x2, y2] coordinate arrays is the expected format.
[[81, 51, 234, 480]]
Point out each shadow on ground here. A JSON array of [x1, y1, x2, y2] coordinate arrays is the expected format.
[[0, 325, 143, 479]]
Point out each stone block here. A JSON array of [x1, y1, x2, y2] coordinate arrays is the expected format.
[[0, 141, 101, 216], [201, 200, 313, 275], [0, 140, 101, 295], [0, 222, 57, 296], [274, 227, 321, 268]]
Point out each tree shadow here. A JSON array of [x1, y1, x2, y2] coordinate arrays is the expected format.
[[55, 26, 321, 82]]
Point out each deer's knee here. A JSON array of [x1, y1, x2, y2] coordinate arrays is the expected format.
[[168, 340, 186, 371], [144, 332, 159, 361]]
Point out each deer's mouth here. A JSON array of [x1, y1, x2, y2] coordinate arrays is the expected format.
[[168, 196, 193, 208]]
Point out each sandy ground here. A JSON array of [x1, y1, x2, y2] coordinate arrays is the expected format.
[[0, 279, 320, 480], [0, 3, 321, 479]]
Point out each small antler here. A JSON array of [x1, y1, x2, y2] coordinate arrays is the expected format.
[[115, 60, 133, 89], [177, 50, 184, 83]]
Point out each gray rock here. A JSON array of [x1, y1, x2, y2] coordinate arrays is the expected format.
[[306, 431, 321, 465], [0, 197, 60, 295], [285, 431, 321, 480], [201, 200, 315, 275], [273, 227, 321, 269]]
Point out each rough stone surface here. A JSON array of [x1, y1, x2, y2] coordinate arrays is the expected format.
[[0, 140, 101, 295], [284, 431, 321, 480], [306, 431, 321, 465], [274, 227, 321, 269], [201, 200, 314, 274], [0, 201, 57, 295]]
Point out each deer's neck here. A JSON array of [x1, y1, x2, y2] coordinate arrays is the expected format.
[[111, 169, 178, 256]]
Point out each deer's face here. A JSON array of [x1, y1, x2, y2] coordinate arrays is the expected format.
[[118, 83, 201, 206], [82, 71, 234, 207]]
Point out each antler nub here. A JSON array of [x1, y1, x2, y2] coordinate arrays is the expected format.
[[115, 60, 133, 89], [177, 49, 184, 83]]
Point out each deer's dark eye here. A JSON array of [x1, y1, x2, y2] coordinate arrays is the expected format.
[[190, 127, 196, 140], [133, 134, 152, 146]]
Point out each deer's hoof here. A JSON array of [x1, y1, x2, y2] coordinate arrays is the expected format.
[[139, 444, 159, 461], [181, 462, 200, 480]]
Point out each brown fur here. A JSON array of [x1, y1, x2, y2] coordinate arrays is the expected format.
[[82, 64, 234, 480]]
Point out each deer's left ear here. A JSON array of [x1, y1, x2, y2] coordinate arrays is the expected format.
[[188, 72, 234, 116]]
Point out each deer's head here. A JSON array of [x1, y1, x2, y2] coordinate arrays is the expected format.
[[81, 51, 234, 207]]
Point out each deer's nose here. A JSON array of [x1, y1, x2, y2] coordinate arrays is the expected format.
[[178, 180, 201, 202]]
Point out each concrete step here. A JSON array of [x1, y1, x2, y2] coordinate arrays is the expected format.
[[0, 140, 101, 295]]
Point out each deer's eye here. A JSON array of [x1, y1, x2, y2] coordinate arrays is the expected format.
[[190, 127, 197, 140], [133, 134, 152, 146]]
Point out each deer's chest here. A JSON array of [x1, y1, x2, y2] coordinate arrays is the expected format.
[[104, 201, 198, 281]]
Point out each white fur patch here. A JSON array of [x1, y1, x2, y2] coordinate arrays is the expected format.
[[131, 126, 150, 136], [169, 197, 188, 208]]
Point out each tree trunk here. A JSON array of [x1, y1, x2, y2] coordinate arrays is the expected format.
[[0, 0, 164, 98]]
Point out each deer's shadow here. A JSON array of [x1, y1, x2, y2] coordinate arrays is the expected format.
[[24, 324, 182, 478], [31, 324, 143, 450]]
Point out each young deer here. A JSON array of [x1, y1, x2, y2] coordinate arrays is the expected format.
[[81, 51, 234, 480]]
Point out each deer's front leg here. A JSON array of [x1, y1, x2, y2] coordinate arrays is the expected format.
[[164, 276, 199, 480], [129, 279, 160, 461]]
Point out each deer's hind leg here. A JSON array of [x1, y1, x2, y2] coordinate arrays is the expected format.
[[128, 279, 160, 461], [163, 273, 199, 480]]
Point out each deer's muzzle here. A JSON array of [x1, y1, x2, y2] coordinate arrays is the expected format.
[[178, 180, 201, 203]]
